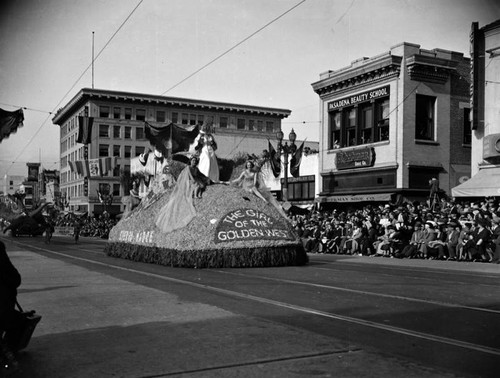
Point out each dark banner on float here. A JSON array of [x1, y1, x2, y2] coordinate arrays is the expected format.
[[215, 208, 294, 243]]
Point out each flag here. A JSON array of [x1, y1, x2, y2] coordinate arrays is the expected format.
[[290, 141, 304, 178], [81, 160, 90, 178], [74, 161, 83, 176], [0, 108, 24, 143], [268, 140, 281, 178], [77, 116, 94, 144], [88, 158, 102, 177], [144, 122, 199, 156], [68, 161, 77, 173]]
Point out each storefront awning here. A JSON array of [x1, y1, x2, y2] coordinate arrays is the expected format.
[[316, 193, 393, 203], [451, 167, 500, 197]]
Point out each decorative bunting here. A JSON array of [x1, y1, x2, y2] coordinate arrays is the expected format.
[[0, 108, 24, 143]]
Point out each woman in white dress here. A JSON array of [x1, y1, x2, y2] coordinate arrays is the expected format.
[[195, 127, 219, 182]]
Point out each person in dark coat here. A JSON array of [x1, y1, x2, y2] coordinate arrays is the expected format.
[[0, 241, 22, 373]]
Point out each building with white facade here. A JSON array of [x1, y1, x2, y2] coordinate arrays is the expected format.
[[312, 42, 471, 206], [52, 88, 292, 216]]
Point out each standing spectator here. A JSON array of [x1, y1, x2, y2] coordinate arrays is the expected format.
[[74, 222, 81, 244]]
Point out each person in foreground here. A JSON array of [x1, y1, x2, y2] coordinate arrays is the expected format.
[[0, 241, 22, 375]]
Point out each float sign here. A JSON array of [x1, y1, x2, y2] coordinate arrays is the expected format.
[[215, 208, 294, 243]]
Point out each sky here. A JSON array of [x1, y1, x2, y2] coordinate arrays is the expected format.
[[0, 0, 499, 178]]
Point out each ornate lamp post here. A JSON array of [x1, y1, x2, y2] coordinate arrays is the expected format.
[[276, 128, 297, 202]]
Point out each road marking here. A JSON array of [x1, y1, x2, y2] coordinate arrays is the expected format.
[[10, 240, 500, 358], [212, 269, 500, 315]]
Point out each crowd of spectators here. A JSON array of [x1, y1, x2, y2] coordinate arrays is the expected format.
[[290, 197, 500, 264], [49, 212, 117, 239]]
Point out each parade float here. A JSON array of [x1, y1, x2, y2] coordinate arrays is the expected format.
[[104, 122, 307, 268]]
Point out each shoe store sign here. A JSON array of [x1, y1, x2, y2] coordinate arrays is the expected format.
[[336, 147, 375, 170], [215, 208, 294, 243]]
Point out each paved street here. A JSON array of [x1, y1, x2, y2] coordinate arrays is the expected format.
[[1, 234, 499, 378]]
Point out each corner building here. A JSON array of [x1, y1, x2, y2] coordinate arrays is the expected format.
[[312, 42, 471, 205], [53, 88, 290, 216]]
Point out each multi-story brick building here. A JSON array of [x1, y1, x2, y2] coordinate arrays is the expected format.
[[312, 42, 471, 205], [452, 20, 500, 198], [52, 88, 291, 216]]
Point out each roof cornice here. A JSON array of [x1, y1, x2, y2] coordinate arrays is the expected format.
[[52, 88, 291, 124], [311, 54, 402, 97]]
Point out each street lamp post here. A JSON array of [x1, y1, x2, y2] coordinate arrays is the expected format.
[[276, 128, 297, 202]]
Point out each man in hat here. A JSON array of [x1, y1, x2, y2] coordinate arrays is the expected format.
[[446, 221, 461, 260]]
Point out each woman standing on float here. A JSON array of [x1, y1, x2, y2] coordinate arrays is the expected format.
[[195, 124, 219, 182]]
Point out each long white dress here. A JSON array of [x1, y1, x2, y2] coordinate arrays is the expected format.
[[197, 134, 219, 182]]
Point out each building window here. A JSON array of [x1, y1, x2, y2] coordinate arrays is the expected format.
[[136, 127, 144, 140], [248, 120, 255, 131], [113, 125, 121, 138], [172, 112, 178, 123], [135, 146, 145, 156], [360, 103, 373, 144], [124, 126, 131, 139], [415, 95, 435, 141], [99, 124, 109, 138], [409, 167, 440, 189], [376, 99, 390, 141], [99, 144, 109, 157], [181, 113, 188, 124], [113, 183, 120, 196], [286, 180, 315, 201], [136, 109, 146, 121], [345, 108, 357, 147], [113, 107, 121, 119], [197, 115, 204, 126], [220, 117, 228, 128], [329, 112, 341, 149], [237, 119, 245, 130], [99, 106, 110, 118], [266, 121, 274, 133], [463, 108, 471, 145], [124, 146, 131, 158], [257, 120, 263, 132], [113, 145, 121, 157], [189, 114, 196, 126], [125, 108, 132, 120], [156, 111, 165, 123]]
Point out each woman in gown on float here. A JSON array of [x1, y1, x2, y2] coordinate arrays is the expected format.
[[230, 160, 287, 218], [195, 125, 219, 182]]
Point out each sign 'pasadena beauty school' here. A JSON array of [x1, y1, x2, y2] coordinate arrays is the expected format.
[[215, 208, 294, 243]]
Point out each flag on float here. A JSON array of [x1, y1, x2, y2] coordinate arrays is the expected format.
[[76, 116, 94, 144], [290, 141, 304, 178], [268, 140, 281, 178], [0, 108, 24, 143], [144, 121, 199, 155]]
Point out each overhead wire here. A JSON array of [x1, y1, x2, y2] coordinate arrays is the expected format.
[[161, 0, 308, 95], [4, 0, 144, 175]]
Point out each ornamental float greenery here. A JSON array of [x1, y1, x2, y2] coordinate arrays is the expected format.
[[105, 165, 308, 268]]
